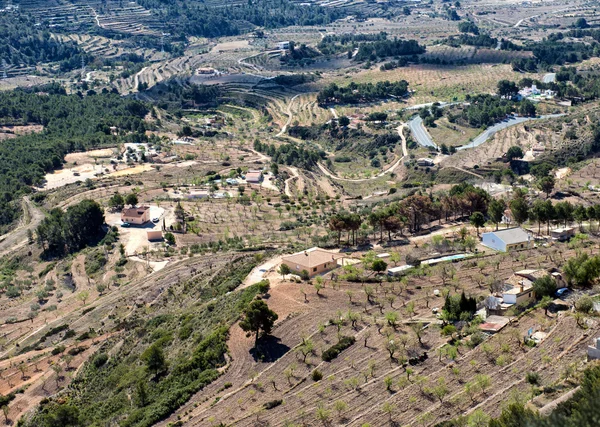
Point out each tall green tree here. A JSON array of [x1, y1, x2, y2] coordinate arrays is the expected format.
[[469, 211, 486, 236], [510, 197, 529, 225], [488, 199, 506, 230], [240, 299, 278, 348]]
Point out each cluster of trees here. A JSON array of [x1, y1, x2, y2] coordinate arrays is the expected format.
[[458, 21, 479, 35], [135, 0, 343, 38], [511, 37, 600, 71], [317, 32, 388, 55], [0, 87, 149, 227], [317, 80, 409, 105], [329, 184, 490, 244], [36, 200, 105, 256], [444, 34, 521, 51], [379, 58, 409, 71], [563, 253, 600, 288], [108, 192, 139, 210], [354, 38, 425, 62], [253, 140, 325, 170], [0, 13, 88, 71], [442, 291, 477, 322], [448, 94, 536, 128], [279, 42, 320, 67], [152, 80, 221, 110]]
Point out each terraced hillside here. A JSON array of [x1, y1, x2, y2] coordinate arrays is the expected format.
[[18, 0, 160, 35]]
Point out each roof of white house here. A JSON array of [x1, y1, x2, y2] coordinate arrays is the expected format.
[[282, 247, 342, 268], [484, 227, 530, 245]]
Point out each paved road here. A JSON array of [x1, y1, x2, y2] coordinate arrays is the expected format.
[[543, 73, 556, 84], [408, 116, 437, 149], [456, 114, 566, 151]]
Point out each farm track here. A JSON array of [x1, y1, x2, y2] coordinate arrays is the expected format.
[[315, 124, 408, 182], [0, 197, 44, 259]]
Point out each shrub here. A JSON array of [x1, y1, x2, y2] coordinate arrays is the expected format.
[[526, 372, 540, 385], [264, 399, 283, 410], [92, 353, 109, 368], [51, 345, 65, 355], [6, 285, 21, 298], [82, 306, 95, 315], [322, 336, 356, 362], [312, 369, 323, 381], [576, 295, 594, 313], [68, 346, 86, 356]]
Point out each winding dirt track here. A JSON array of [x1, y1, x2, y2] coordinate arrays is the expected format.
[[0, 197, 44, 258], [316, 124, 408, 182]]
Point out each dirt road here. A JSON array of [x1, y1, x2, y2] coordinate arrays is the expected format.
[[276, 94, 300, 138], [316, 124, 408, 182], [0, 197, 44, 258]]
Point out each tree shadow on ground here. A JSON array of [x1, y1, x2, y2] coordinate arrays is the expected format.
[[250, 335, 290, 363]]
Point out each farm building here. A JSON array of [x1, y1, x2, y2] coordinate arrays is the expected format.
[[388, 265, 413, 276], [282, 247, 344, 277], [147, 230, 163, 241], [588, 338, 600, 360], [417, 158, 434, 167], [481, 227, 532, 252], [187, 190, 209, 199], [551, 227, 575, 241], [277, 41, 291, 50], [121, 206, 150, 225], [245, 170, 263, 184]]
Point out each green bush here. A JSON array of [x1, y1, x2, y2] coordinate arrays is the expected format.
[[92, 353, 109, 368], [311, 369, 323, 381], [322, 336, 356, 362], [264, 399, 283, 410]]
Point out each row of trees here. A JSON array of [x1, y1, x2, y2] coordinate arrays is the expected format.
[[354, 38, 426, 62], [253, 140, 325, 171], [329, 184, 490, 244], [449, 93, 536, 128], [317, 80, 410, 106], [317, 32, 388, 55]]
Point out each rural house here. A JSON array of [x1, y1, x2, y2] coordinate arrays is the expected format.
[[481, 227, 532, 252], [121, 206, 150, 225], [282, 247, 343, 277], [245, 170, 263, 184], [277, 41, 291, 50]]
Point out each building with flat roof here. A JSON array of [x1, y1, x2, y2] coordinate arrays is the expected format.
[[481, 227, 532, 252], [281, 247, 343, 277], [121, 206, 150, 225], [551, 227, 575, 241]]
